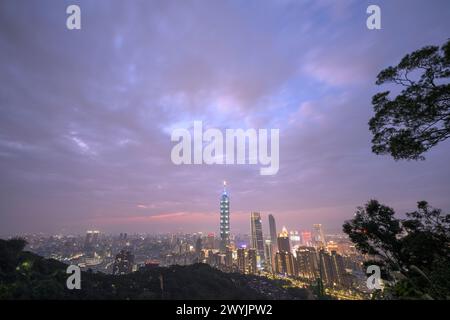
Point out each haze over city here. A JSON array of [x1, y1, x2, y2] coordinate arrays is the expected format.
[[1, 0, 450, 236]]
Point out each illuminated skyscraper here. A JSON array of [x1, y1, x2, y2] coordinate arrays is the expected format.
[[275, 227, 296, 276], [268, 214, 277, 251], [264, 240, 274, 273], [296, 246, 318, 279], [237, 248, 246, 273], [250, 212, 265, 261], [330, 250, 346, 286], [277, 227, 291, 253], [247, 249, 258, 275], [84, 230, 99, 249], [316, 249, 347, 287], [289, 230, 301, 246], [206, 233, 215, 249], [113, 250, 134, 275], [220, 181, 230, 252], [195, 237, 202, 254], [225, 247, 233, 268], [275, 251, 296, 276], [313, 224, 326, 247], [301, 231, 312, 246], [84, 230, 100, 257]]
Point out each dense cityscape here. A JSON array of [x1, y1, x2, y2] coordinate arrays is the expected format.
[[0, 0, 448, 312], [14, 182, 370, 300]]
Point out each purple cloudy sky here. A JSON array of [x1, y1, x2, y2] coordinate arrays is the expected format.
[[1, 0, 449, 236]]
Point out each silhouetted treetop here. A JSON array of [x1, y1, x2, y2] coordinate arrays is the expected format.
[[369, 39, 450, 160]]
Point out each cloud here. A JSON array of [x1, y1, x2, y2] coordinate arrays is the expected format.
[[0, 0, 449, 235]]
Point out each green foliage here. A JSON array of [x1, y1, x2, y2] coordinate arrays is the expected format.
[[369, 39, 450, 160], [343, 200, 450, 299]]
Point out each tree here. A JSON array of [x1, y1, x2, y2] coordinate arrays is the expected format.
[[343, 200, 450, 299], [369, 39, 450, 160]]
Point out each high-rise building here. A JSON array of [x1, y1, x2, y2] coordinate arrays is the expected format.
[[220, 181, 230, 252], [277, 227, 291, 253], [250, 212, 265, 261], [207, 249, 215, 266], [318, 249, 332, 286], [195, 237, 202, 254], [264, 240, 274, 273], [317, 249, 347, 287], [113, 250, 134, 275], [268, 214, 277, 251], [275, 227, 297, 276], [296, 246, 318, 279], [301, 231, 312, 246], [330, 250, 346, 286], [289, 230, 301, 246], [225, 246, 233, 268], [247, 249, 258, 275], [84, 230, 100, 257], [275, 251, 296, 276], [237, 248, 246, 273], [119, 232, 127, 240], [84, 230, 99, 248], [206, 233, 215, 250], [84, 231, 93, 248], [313, 224, 326, 248]]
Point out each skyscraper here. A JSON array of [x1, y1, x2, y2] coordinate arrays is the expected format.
[[275, 251, 296, 276], [264, 239, 274, 273], [247, 249, 258, 275], [84, 230, 99, 249], [313, 224, 326, 248], [237, 248, 246, 274], [195, 237, 202, 254], [301, 231, 312, 246], [268, 214, 277, 251], [84, 230, 100, 257], [250, 212, 265, 261], [225, 246, 233, 269], [220, 181, 230, 252], [206, 233, 215, 249], [113, 250, 134, 275], [289, 230, 301, 246], [316, 249, 347, 287], [277, 227, 291, 253], [275, 227, 296, 276], [296, 246, 318, 279]]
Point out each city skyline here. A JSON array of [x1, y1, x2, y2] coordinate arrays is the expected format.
[[1, 0, 450, 236]]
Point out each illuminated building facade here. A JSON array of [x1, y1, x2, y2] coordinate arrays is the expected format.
[[277, 227, 291, 253], [250, 212, 265, 261], [247, 248, 258, 274], [237, 248, 246, 273], [220, 181, 230, 252], [113, 250, 134, 275], [264, 239, 274, 273], [296, 246, 318, 279], [313, 224, 326, 248], [268, 214, 278, 251], [275, 227, 297, 276]]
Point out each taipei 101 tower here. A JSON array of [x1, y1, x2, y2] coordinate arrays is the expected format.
[[220, 181, 230, 252]]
